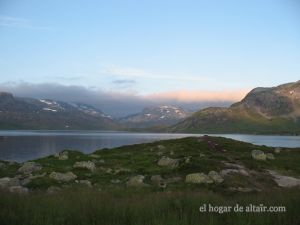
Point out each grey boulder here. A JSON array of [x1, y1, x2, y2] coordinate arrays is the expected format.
[[185, 173, 213, 184], [251, 150, 267, 160], [157, 156, 179, 169], [18, 162, 42, 174], [73, 161, 96, 172], [49, 172, 77, 182]]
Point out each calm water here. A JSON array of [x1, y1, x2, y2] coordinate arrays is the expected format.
[[0, 130, 299, 162]]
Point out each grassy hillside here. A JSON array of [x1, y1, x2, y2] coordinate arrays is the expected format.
[[170, 81, 300, 134], [0, 136, 300, 224], [171, 107, 300, 134]]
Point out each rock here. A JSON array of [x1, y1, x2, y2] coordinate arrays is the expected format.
[[56, 151, 69, 160], [151, 175, 163, 184], [126, 175, 147, 187], [18, 162, 42, 174], [221, 162, 249, 176], [20, 173, 46, 186], [59, 154, 68, 160], [73, 161, 96, 172], [110, 179, 121, 184], [268, 170, 300, 187], [185, 173, 213, 184], [199, 153, 205, 157], [0, 177, 20, 188], [184, 156, 191, 164], [49, 172, 77, 182], [47, 186, 61, 194], [251, 150, 267, 160], [78, 180, 92, 187], [0, 177, 12, 188], [157, 156, 179, 169], [9, 186, 28, 194], [208, 171, 224, 183], [221, 169, 249, 177], [157, 145, 166, 150], [274, 148, 281, 154], [90, 154, 101, 158], [266, 153, 275, 160]]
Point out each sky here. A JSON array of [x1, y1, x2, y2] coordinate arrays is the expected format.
[[0, 0, 300, 116]]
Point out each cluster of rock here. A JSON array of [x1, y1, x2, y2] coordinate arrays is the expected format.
[[47, 160, 97, 185], [49, 172, 77, 182], [126, 175, 147, 187], [0, 177, 28, 194], [0, 161, 44, 194], [220, 162, 249, 177], [55, 151, 69, 160], [185, 171, 224, 184], [126, 174, 182, 189], [268, 170, 300, 188], [2, 142, 297, 194], [89, 154, 101, 159], [73, 161, 96, 172], [157, 156, 179, 169], [18, 161, 42, 174], [251, 150, 275, 161]]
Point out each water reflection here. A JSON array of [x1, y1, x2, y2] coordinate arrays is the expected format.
[[0, 131, 299, 162]]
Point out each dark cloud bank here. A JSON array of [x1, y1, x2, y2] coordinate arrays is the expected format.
[[0, 82, 233, 117]]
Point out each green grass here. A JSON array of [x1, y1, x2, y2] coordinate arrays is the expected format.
[[0, 188, 299, 225], [2, 136, 299, 191], [171, 107, 300, 135], [1, 136, 300, 224]]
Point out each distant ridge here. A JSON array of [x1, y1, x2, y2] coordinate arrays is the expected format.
[[119, 105, 189, 128], [171, 81, 300, 135], [0, 93, 120, 130]]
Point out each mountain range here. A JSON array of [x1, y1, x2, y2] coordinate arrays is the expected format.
[[171, 81, 300, 134], [0, 92, 119, 130], [0, 80, 300, 134], [119, 105, 189, 128]]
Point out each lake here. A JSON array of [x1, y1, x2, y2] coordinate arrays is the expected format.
[[0, 130, 299, 162]]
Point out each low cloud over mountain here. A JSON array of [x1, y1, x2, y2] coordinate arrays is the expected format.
[[0, 82, 248, 117]]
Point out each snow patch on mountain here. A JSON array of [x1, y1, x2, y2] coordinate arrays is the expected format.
[[43, 108, 57, 112]]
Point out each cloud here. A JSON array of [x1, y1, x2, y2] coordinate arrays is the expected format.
[[112, 79, 137, 89], [50, 76, 84, 81], [0, 82, 247, 117], [112, 79, 136, 85], [0, 15, 50, 30], [0, 82, 150, 117], [101, 65, 211, 82], [146, 89, 249, 102]]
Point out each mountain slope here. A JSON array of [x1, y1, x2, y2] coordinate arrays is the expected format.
[[119, 105, 189, 128], [0, 92, 120, 130], [171, 81, 300, 134]]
